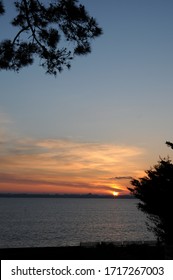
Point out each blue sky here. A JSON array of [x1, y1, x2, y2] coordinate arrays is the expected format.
[[0, 0, 173, 194]]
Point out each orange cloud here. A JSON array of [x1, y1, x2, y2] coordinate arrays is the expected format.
[[0, 132, 146, 195]]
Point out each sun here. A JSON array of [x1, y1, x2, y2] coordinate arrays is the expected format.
[[113, 191, 119, 197]]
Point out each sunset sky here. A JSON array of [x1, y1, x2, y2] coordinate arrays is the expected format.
[[0, 0, 173, 195]]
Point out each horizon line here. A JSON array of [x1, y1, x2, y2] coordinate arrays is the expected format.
[[0, 192, 134, 199]]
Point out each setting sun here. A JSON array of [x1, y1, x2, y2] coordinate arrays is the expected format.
[[113, 191, 119, 197]]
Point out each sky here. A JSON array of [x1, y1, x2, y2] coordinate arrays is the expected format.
[[0, 0, 173, 195]]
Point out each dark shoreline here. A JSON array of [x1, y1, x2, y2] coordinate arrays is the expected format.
[[0, 193, 134, 199], [0, 242, 166, 260]]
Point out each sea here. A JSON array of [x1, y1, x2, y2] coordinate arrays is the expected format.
[[0, 198, 155, 248]]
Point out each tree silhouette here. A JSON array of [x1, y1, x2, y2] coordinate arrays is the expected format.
[[128, 143, 173, 244], [0, 0, 102, 75], [166, 141, 173, 150]]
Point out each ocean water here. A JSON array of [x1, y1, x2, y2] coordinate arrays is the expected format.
[[0, 198, 155, 248]]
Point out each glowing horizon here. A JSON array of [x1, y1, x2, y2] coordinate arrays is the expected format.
[[113, 191, 119, 197], [0, 132, 146, 195]]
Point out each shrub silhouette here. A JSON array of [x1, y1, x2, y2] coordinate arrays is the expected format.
[[128, 142, 173, 244]]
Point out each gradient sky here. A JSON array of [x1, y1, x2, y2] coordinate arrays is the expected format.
[[0, 0, 173, 195]]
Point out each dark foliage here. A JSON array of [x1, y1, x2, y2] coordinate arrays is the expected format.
[[166, 141, 173, 150], [0, 0, 5, 15], [128, 145, 173, 244], [0, 0, 102, 75]]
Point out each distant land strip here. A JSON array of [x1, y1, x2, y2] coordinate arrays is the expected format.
[[0, 193, 134, 199]]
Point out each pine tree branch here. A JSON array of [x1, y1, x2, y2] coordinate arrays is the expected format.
[[12, 26, 29, 45], [23, 0, 47, 52], [166, 141, 173, 149]]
